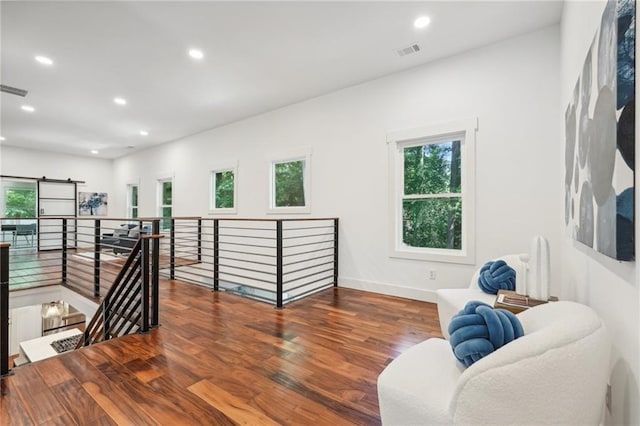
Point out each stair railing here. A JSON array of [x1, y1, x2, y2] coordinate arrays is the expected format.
[[77, 233, 163, 348], [0, 243, 10, 377]]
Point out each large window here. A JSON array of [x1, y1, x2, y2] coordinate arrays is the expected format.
[[158, 178, 172, 230], [388, 119, 476, 264], [127, 184, 139, 219], [403, 140, 462, 249], [4, 187, 36, 218], [209, 163, 237, 214], [269, 152, 311, 213]]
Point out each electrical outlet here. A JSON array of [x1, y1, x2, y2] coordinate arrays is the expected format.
[[429, 270, 437, 280], [606, 384, 612, 413]]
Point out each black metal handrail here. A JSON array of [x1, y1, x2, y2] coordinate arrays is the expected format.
[[1, 215, 339, 311], [1, 243, 10, 378], [77, 233, 162, 348], [163, 217, 339, 308]]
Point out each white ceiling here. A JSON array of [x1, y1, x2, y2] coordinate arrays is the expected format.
[[1, 1, 563, 159]]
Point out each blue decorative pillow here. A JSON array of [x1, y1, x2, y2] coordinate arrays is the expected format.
[[478, 260, 516, 294], [448, 300, 524, 367]]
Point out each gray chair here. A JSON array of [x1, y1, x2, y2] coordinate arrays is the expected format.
[[14, 223, 36, 246]]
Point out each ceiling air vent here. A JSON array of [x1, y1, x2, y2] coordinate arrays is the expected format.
[[396, 43, 421, 57], [0, 84, 28, 97]]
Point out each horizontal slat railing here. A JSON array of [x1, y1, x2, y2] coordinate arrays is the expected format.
[[78, 232, 162, 348], [1, 243, 10, 377], [164, 217, 339, 307], [1, 215, 338, 310], [0, 216, 162, 298]]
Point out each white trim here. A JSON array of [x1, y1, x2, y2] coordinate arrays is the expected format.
[[387, 118, 477, 264], [157, 177, 173, 227], [126, 183, 139, 219], [267, 150, 312, 214], [208, 161, 238, 215]]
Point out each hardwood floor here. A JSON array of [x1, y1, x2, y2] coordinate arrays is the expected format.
[[1, 279, 442, 425]]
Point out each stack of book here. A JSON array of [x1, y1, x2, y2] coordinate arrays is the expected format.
[[494, 290, 558, 314]]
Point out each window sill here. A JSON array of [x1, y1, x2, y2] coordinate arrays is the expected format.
[[390, 246, 475, 265]]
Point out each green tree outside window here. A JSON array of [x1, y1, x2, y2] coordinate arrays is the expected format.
[[402, 140, 461, 250], [215, 171, 234, 209], [5, 189, 36, 218], [160, 180, 172, 230], [130, 185, 138, 218], [274, 160, 305, 207]]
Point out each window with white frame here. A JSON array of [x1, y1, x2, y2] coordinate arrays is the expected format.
[[127, 184, 139, 219], [269, 152, 311, 213], [158, 178, 172, 230], [209, 163, 237, 214], [388, 119, 476, 264]]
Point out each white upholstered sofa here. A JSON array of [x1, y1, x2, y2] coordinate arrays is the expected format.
[[377, 301, 610, 425]]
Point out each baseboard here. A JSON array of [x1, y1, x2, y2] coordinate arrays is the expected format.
[[339, 277, 438, 303]]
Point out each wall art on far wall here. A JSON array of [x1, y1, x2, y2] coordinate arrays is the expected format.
[[564, 0, 635, 261], [78, 192, 108, 216]]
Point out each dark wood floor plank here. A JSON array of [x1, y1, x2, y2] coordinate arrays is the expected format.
[[122, 357, 164, 383], [82, 379, 159, 425], [2, 278, 440, 425], [79, 345, 138, 385], [34, 357, 75, 387], [149, 375, 237, 425], [121, 374, 235, 426], [189, 379, 280, 426], [51, 378, 111, 425], [6, 366, 67, 424], [0, 376, 35, 426]]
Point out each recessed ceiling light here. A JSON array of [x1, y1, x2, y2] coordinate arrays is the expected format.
[[113, 97, 127, 106], [21, 105, 35, 112], [35, 55, 54, 66], [0, 136, 5, 141], [188, 48, 204, 60], [91, 150, 99, 154], [414, 16, 431, 29], [139, 130, 149, 136]]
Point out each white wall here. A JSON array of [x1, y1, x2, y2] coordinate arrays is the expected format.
[[113, 26, 561, 302], [0, 145, 114, 206], [561, 2, 639, 425]]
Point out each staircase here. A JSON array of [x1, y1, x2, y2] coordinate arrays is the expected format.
[[77, 235, 162, 348]]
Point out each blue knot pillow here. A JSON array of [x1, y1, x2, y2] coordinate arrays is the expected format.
[[478, 260, 516, 294], [448, 301, 524, 367]]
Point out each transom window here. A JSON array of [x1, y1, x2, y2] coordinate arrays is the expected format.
[[388, 119, 476, 264]]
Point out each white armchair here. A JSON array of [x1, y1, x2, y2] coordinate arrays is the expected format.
[[437, 254, 526, 338], [377, 301, 611, 425]]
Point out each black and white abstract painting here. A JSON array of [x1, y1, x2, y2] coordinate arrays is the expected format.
[[565, 0, 635, 261], [78, 192, 108, 216]]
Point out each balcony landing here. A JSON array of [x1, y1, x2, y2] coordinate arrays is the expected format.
[[1, 279, 441, 425]]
